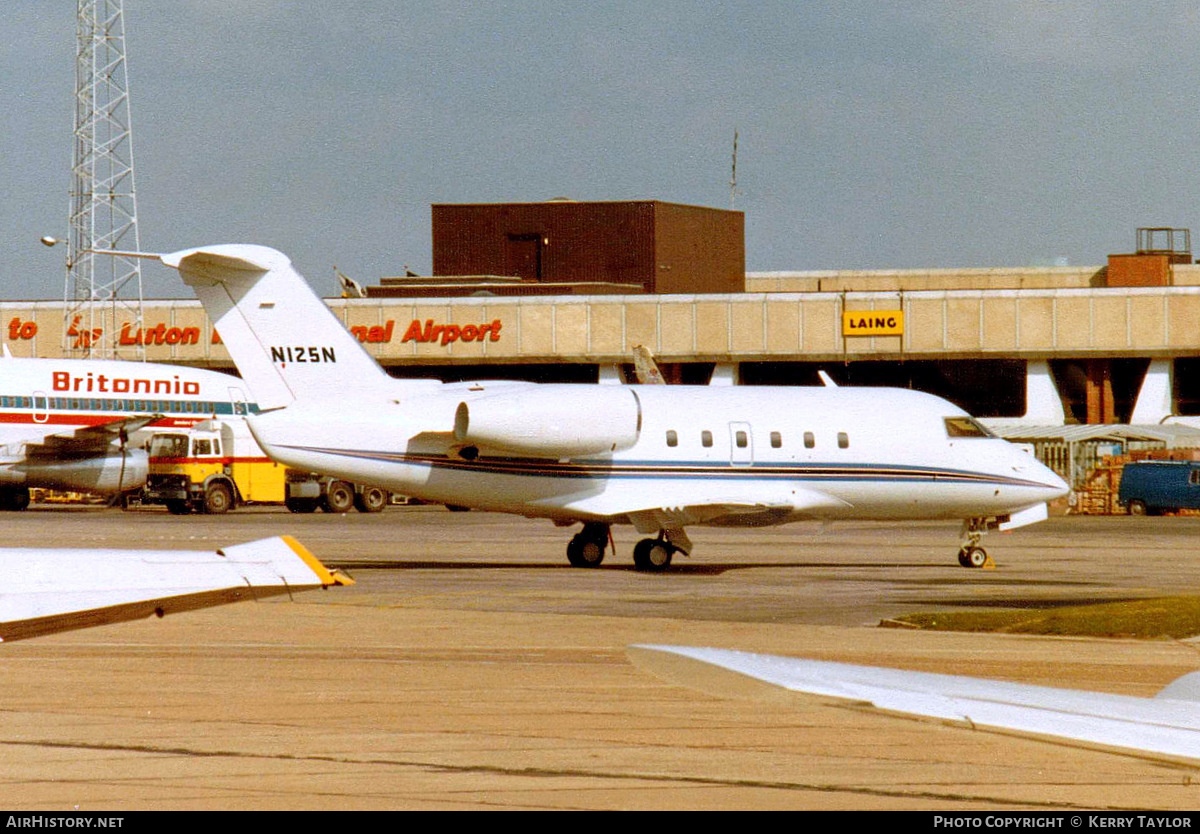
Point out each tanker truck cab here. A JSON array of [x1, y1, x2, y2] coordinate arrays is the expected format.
[[145, 423, 251, 514], [144, 418, 387, 515]]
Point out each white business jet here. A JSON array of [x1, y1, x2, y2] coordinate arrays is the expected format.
[[140, 244, 1064, 571], [0, 355, 256, 508], [629, 645, 1200, 766]]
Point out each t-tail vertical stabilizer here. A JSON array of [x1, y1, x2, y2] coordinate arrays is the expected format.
[[161, 244, 390, 411]]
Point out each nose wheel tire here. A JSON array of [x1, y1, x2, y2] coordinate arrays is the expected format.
[[633, 538, 674, 572], [958, 546, 988, 568]]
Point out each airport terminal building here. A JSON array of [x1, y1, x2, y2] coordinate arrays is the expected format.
[[12, 203, 1200, 488]]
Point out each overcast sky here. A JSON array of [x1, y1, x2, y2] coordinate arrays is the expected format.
[[5, 1, 1200, 299]]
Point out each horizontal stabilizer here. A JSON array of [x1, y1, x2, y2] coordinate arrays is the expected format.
[[0, 535, 351, 642]]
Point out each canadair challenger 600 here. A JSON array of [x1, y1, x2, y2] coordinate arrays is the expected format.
[[117, 244, 1065, 571], [0, 355, 253, 508]]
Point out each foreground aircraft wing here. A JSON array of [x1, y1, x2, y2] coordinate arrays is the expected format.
[[25, 414, 163, 457], [0, 535, 352, 642], [537, 481, 851, 528], [627, 645, 1200, 765]]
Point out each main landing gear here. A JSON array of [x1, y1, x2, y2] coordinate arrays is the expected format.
[[567, 522, 609, 568], [564, 523, 689, 572], [957, 517, 995, 569], [632, 536, 678, 572]]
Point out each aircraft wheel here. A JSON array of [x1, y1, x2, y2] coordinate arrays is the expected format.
[[354, 486, 387, 513], [323, 481, 355, 514], [633, 538, 673, 572], [567, 534, 605, 568], [203, 482, 233, 515], [958, 546, 987, 569], [1128, 500, 1146, 516], [166, 500, 191, 515]]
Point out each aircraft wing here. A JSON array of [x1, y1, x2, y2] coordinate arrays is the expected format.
[[535, 481, 851, 528], [0, 535, 352, 642], [627, 645, 1200, 765], [24, 414, 163, 458]]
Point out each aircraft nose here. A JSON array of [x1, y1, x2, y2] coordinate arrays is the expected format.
[[1013, 454, 1069, 499], [1042, 467, 1070, 498], [1003, 446, 1070, 499]]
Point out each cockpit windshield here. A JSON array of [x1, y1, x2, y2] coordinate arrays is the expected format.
[[944, 416, 994, 438]]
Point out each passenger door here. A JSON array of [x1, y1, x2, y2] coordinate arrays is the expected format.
[[728, 422, 753, 467]]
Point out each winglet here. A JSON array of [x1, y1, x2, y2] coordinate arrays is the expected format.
[[280, 534, 355, 586]]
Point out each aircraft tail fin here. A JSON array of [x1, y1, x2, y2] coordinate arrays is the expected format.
[[162, 245, 390, 411]]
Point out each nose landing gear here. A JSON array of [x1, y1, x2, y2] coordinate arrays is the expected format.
[[957, 518, 995, 569]]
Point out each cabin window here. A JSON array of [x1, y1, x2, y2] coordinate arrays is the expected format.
[[1190, 469, 1200, 487], [701, 430, 713, 448], [193, 439, 213, 457], [666, 430, 678, 447], [837, 432, 849, 449], [770, 431, 782, 448], [944, 416, 993, 438], [735, 430, 748, 448], [211, 439, 221, 456], [804, 431, 815, 449]]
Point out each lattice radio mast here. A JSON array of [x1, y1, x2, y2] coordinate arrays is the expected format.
[[65, 0, 144, 359]]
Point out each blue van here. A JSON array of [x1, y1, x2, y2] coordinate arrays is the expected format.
[[1118, 461, 1200, 515]]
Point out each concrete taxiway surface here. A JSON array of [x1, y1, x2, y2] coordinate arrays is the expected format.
[[2, 505, 1199, 810]]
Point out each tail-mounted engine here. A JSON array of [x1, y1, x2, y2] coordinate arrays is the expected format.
[[454, 386, 641, 458]]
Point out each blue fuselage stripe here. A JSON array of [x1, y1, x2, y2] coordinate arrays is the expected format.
[[274, 445, 1054, 490]]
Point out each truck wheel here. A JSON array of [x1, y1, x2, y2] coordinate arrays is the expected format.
[[323, 481, 355, 514], [354, 486, 387, 513], [203, 482, 233, 515], [166, 500, 191, 515]]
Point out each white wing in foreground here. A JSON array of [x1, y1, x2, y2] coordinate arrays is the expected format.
[[628, 645, 1200, 765], [0, 536, 352, 642]]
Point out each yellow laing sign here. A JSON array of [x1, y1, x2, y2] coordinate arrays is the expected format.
[[842, 310, 904, 336]]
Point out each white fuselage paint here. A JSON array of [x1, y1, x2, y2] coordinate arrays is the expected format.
[[247, 380, 1068, 527]]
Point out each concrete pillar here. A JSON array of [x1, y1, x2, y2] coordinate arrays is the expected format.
[[709, 363, 740, 386], [1022, 360, 1066, 423], [1130, 359, 1174, 424]]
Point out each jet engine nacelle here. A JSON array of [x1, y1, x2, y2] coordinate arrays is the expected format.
[[6, 449, 149, 495], [454, 386, 641, 458]]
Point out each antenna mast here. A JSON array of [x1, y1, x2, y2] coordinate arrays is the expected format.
[[65, 0, 144, 359], [729, 128, 738, 209]]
